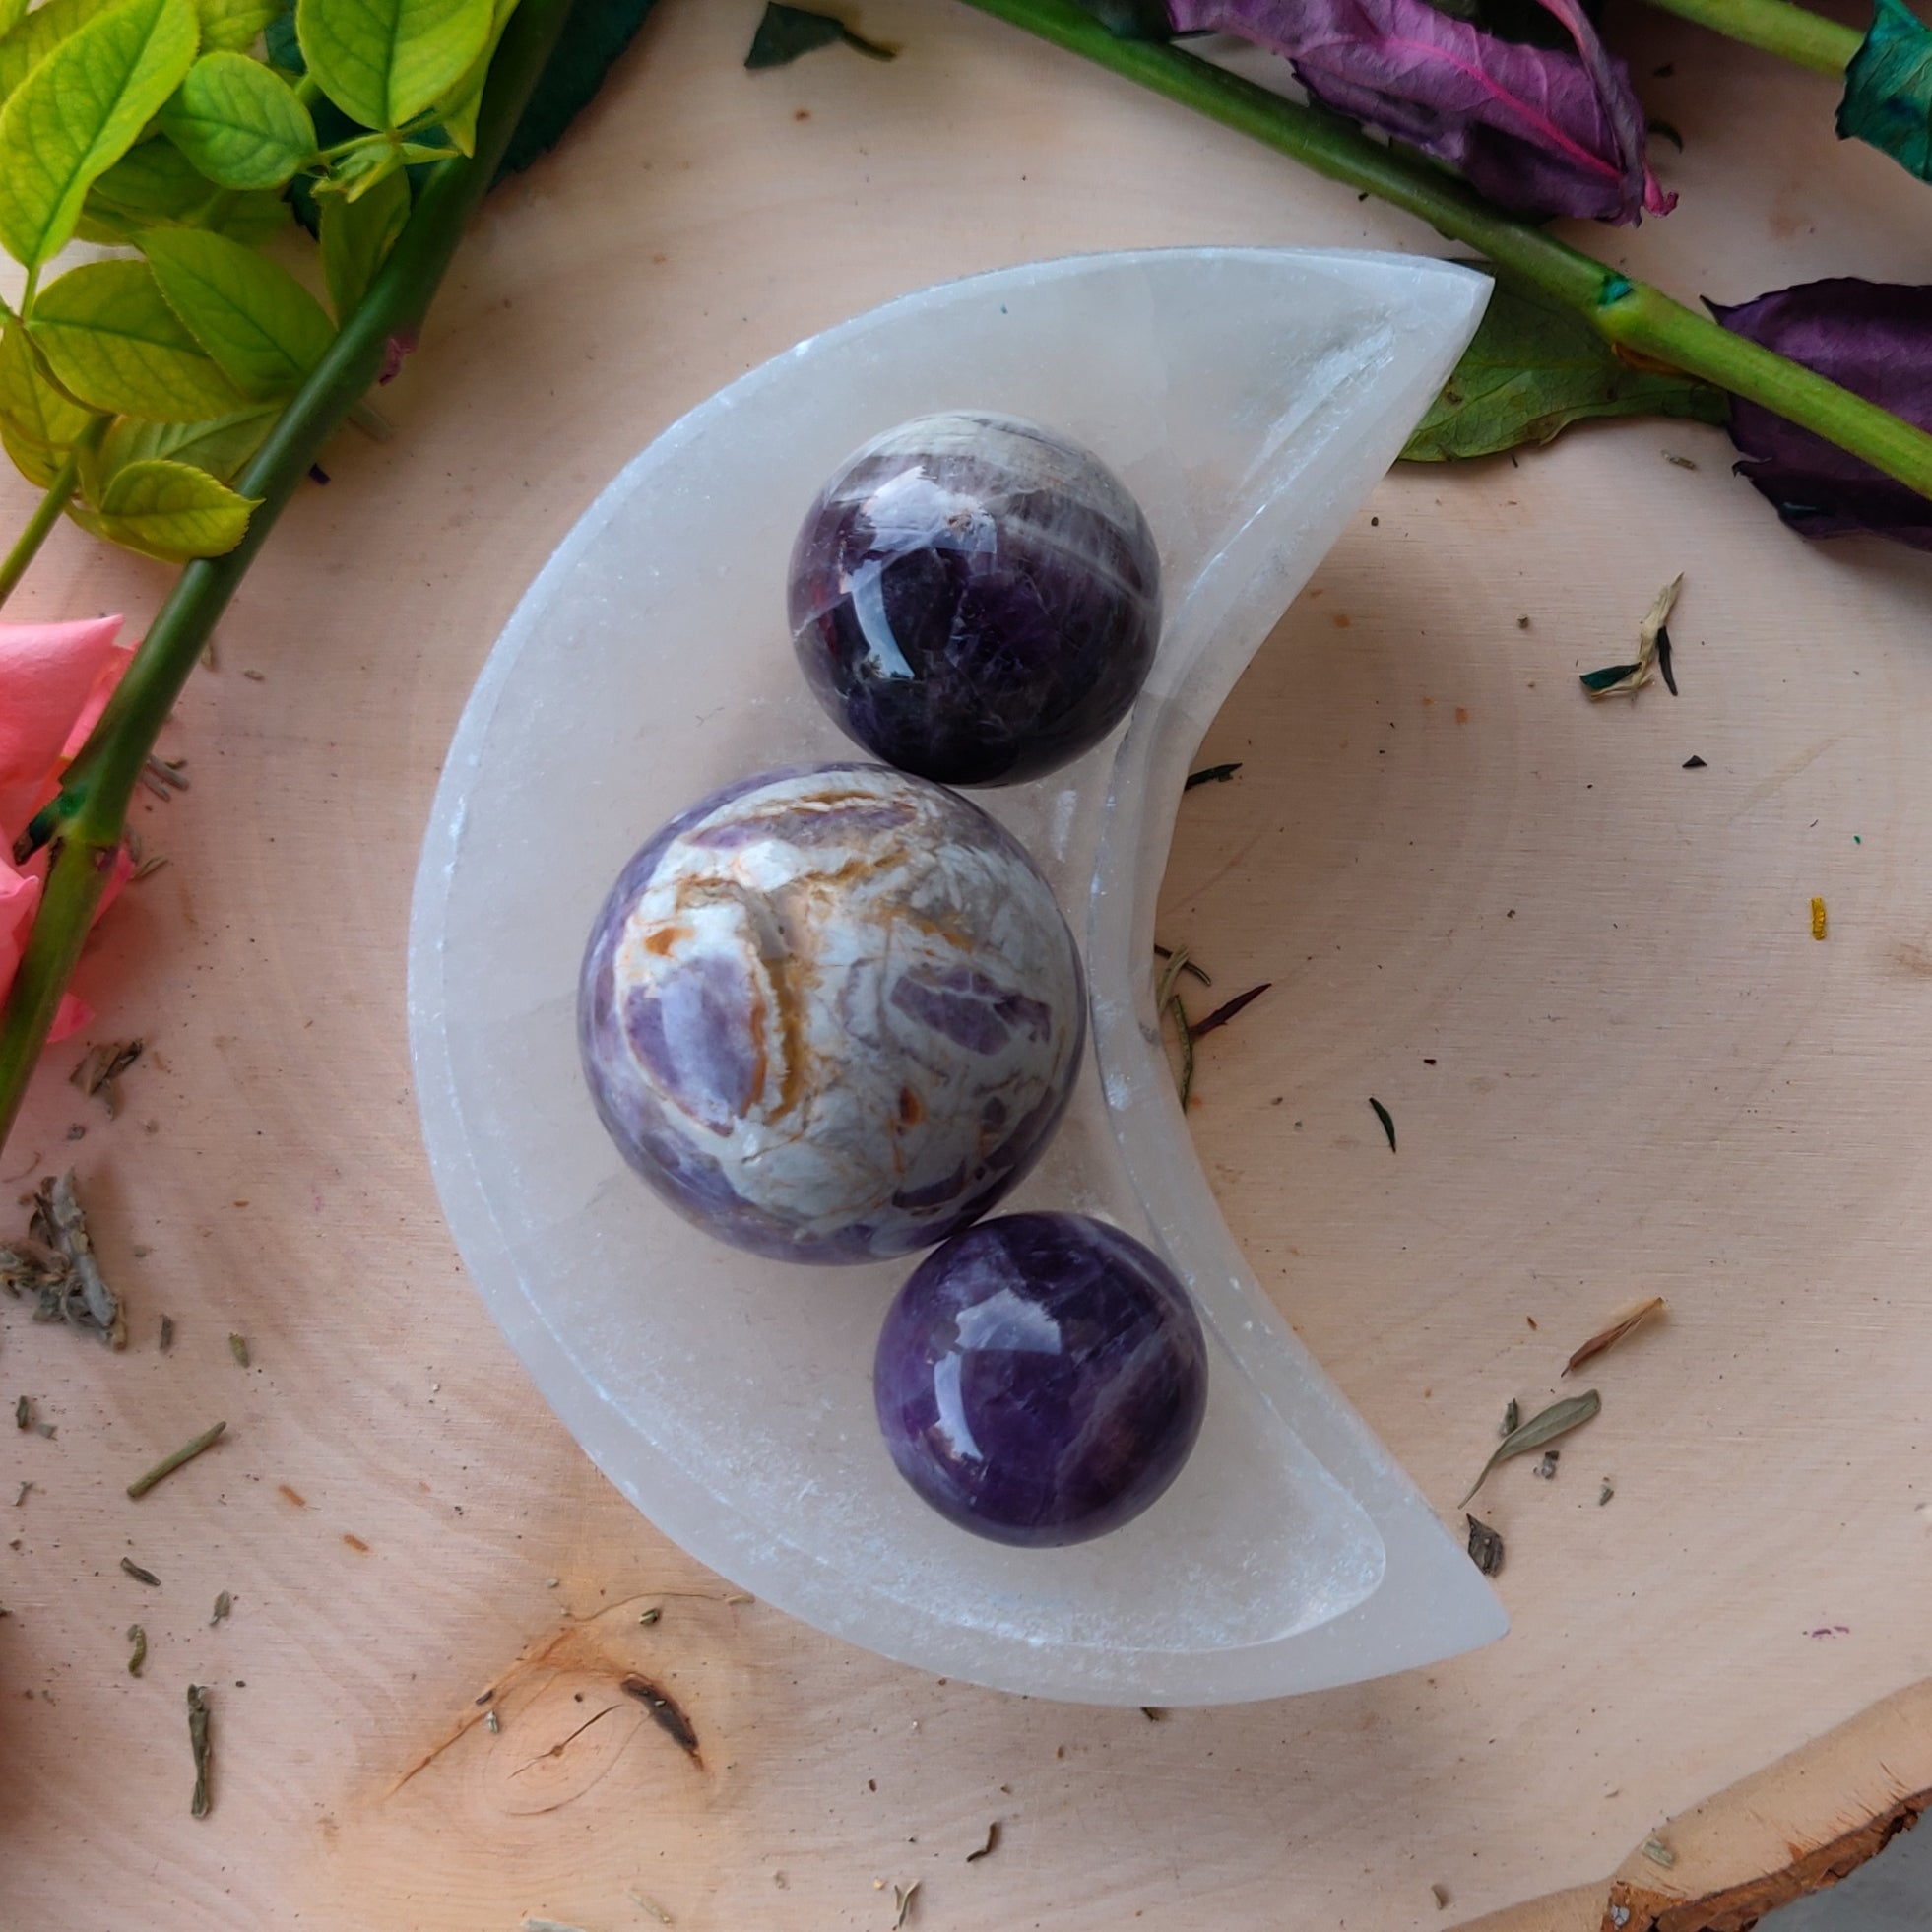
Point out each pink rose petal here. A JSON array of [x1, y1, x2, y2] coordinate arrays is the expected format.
[[0, 616, 139, 1047], [0, 614, 128, 834]]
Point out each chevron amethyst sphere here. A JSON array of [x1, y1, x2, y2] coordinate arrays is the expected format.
[[579, 765, 1085, 1264], [874, 1213, 1208, 1546], [787, 413, 1161, 787]]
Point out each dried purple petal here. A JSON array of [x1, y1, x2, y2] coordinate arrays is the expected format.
[[1711, 278, 1932, 550], [1169, 0, 1672, 225]]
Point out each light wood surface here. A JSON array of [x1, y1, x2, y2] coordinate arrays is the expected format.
[[5, 3, 1932, 1927]]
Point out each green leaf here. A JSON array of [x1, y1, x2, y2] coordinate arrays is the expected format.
[[319, 161, 405, 316], [0, 323, 95, 485], [743, 3, 894, 68], [32, 259, 246, 420], [93, 455, 258, 559], [432, 0, 513, 154], [98, 403, 276, 483], [319, 130, 411, 198], [1838, 0, 1932, 180], [196, 0, 279, 50], [142, 226, 335, 398], [493, 0, 657, 180], [1399, 275, 1729, 462], [295, 0, 490, 130], [161, 49, 316, 186], [83, 131, 290, 240], [0, 0, 117, 106], [0, 0, 29, 44], [92, 132, 225, 215], [0, 0, 199, 268]]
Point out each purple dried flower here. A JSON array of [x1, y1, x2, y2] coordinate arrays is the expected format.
[[1711, 278, 1932, 550], [1168, 0, 1672, 224]]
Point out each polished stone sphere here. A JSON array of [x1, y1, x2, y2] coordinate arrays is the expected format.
[[874, 1212, 1207, 1545], [788, 412, 1161, 786], [579, 765, 1085, 1263]]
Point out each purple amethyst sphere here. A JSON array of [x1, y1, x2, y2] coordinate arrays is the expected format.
[[788, 412, 1161, 787], [578, 764, 1086, 1264], [874, 1212, 1208, 1546]]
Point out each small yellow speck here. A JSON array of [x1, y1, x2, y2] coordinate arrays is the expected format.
[[1811, 896, 1828, 941]]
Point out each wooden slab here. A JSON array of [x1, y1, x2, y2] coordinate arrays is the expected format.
[[5, 2, 1932, 1927]]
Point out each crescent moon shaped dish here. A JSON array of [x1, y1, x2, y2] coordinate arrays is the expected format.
[[409, 247, 1507, 1704]]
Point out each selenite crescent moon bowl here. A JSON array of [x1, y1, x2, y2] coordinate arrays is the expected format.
[[408, 247, 1507, 1705]]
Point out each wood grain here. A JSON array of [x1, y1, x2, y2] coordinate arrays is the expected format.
[[5, 2, 1932, 1927]]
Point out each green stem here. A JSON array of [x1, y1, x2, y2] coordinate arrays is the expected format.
[[0, 0, 578, 1155], [0, 417, 105, 614], [954, 0, 1932, 500], [1635, 0, 1860, 76]]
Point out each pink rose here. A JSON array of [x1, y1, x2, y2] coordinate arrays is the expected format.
[[0, 615, 134, 1043]]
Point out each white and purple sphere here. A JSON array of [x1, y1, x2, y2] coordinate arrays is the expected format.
[[578, 764, 1085, 1263]]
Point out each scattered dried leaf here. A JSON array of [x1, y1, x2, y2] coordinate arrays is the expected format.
[[1564, 1295, 1664, 1375], [1581, 573, 1682, 700], [1459, 1390, 1601, 1506], [1466, 1515, 1504, 1576]]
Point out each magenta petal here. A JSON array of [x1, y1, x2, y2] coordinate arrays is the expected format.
[[1169, 0, 1665, 224], [1712, 278, 1932, 549]]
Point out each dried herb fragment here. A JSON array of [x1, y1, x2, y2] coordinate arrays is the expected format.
[[69, 1039, 143, 1117], [122, 1557, 162, 1586], [1665, 451, 1698, 469], [14, 1394, 28, 1430], [160, 1315, 175, 1351], [210, 1590, 231, 1626], [522, 1916, 596, 1932], [892, 1880, 921, 1929], [1642, 1837, 1676, 1868], [127, 1419, 227, 1499], [627, 1891, 672, 1924], [187, 1683, 213, 1816], [1140, 1706, 1165, 1720], [1683, 754, 1707, 768], [227, 1332, 249, 1368], [1458, 1389, 1601, 1506], [1599, 1480, 1615, 1506], [967, 1820, 1001, 1862], [485, 1708, 501, 1733], [1465, 1514, 1504, 1576], [1165, 995, 1195, 1106], [1580, 575, 1682, 702], [1532, 1449, 1560, 1478], [1153, 942, 1212, 986], [126, 1624, 147, 1675], [1501, 1398, 1519, 1437], [1184, 761, 1243, 789], [1189, 984, 1271, 1040], [637, 1604, 662, 1626], [744, 3, 895, 67], [1432, 1882, 1450, 1908], [619, 1675, 701, 1760], [1369, 1096, 1396, 1151], [15, 1172, 126, 1346], [14, 1480, 31, 1506], [141, 755, 190, 800], [1655, 625, 1678, 695], [1564, 1295, 1664, 1375]]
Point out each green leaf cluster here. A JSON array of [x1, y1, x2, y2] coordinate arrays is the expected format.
[[1400, 275, 1729, 463], [0, 0, 658, 566], [0, 0, 510, 559]]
